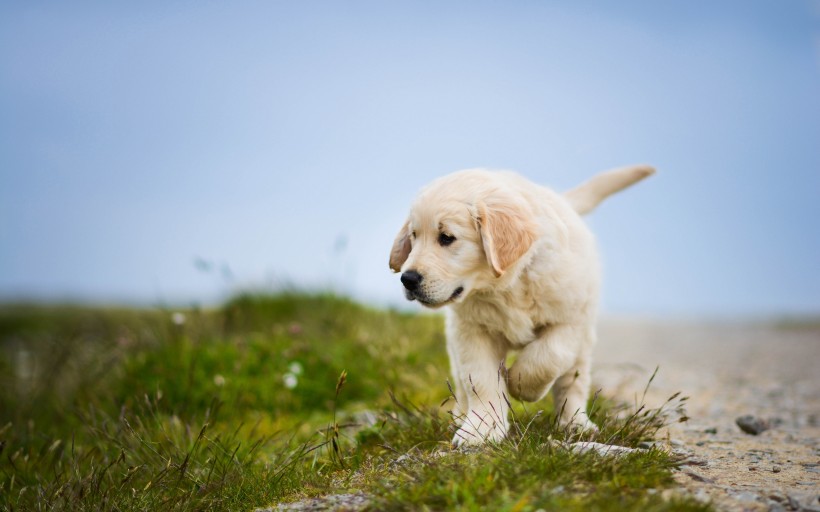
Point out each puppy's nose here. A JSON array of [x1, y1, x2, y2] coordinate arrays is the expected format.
[[401, 270, 423, 291]]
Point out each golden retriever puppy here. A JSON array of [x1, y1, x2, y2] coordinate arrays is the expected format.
[[389, 165, 654, 446]]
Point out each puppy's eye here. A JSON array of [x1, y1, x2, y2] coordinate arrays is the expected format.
[[438, 233, 456, 246], [411, 230, 416, 239]]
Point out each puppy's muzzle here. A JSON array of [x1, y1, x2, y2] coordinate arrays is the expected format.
[[400, 270, 423, 291]]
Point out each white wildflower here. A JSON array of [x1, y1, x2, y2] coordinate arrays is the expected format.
[[283, 373, 298, 389], [171, 312, 186, 325], [213, 374, 226, 387], [288, 362, 304, 375]]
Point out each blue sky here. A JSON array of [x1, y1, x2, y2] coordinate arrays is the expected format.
[[1, 1, 818, 316]]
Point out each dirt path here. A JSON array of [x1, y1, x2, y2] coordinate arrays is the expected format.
[[594, 320, 820, 512]]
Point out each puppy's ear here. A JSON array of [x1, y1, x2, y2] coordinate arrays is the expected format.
[[477, 200, 537, 277], [389, 220, 412, 272]]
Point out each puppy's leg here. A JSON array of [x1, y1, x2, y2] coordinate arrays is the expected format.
[[508, 324, 597, 431], [445, 333, 468, 419], [447, 321, 509, 447], [552, 351, 598, 432]]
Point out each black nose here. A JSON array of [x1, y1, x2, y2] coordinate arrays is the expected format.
[[401, 270, 423, 291]]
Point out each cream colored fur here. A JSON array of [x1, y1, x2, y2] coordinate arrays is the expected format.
[[389, 165, 654, 446]]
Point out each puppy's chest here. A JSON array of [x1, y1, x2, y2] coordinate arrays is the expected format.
[[468, 299, 549, 347]]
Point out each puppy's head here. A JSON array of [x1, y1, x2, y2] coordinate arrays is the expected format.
[[389, 170, 538, 308]]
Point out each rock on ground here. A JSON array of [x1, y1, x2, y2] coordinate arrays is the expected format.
[[256, 492, 369, 512]]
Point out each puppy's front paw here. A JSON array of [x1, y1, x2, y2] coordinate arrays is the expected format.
[[506, 361, 549, 403], [451, 413, 507, 447]]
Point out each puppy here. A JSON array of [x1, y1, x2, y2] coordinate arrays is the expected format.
[[389, 165, 654, 446]]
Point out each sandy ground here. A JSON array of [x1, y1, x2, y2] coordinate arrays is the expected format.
[[594, 319, 820, 512]]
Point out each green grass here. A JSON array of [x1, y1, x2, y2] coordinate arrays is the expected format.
[[0, 293, 712, 511]]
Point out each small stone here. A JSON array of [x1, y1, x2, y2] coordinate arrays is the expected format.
[[567, 441, 640, 457], [772, 465, 782, 473], [269, 492, 370, 511], [680, 457, 708, 466], [703, 427, 718, 434], [732, 491, 759, 503], [682, 469, 715, 484], [671, 447, 692, 459], [736, 415, 770, 435]]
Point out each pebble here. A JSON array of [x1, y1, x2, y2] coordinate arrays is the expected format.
[[567, 441, 641, 457], [785, 493, 820, 512], [681, 469, 715, 484], [679, 457, 708, 467], [804, 464, 820, 474], [772, 465, 782, 473], [261, 492, 370, 512], [731, 491, 760, 503], [736, 415, 770, 435], [703, 427, 718, 434]]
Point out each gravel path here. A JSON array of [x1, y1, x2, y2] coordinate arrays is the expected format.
[[594, 319, 820, 512]]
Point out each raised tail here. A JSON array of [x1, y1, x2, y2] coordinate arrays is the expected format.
[[564, 164, 655, 215]]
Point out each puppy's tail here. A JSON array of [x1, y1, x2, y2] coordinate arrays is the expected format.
[[564, 165, 655, 215]]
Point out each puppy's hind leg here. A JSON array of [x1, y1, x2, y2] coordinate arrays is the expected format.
[[552, 352, 598, 432]]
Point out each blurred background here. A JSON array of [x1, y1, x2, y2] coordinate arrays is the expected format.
[[1, 0, 818, 318]]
